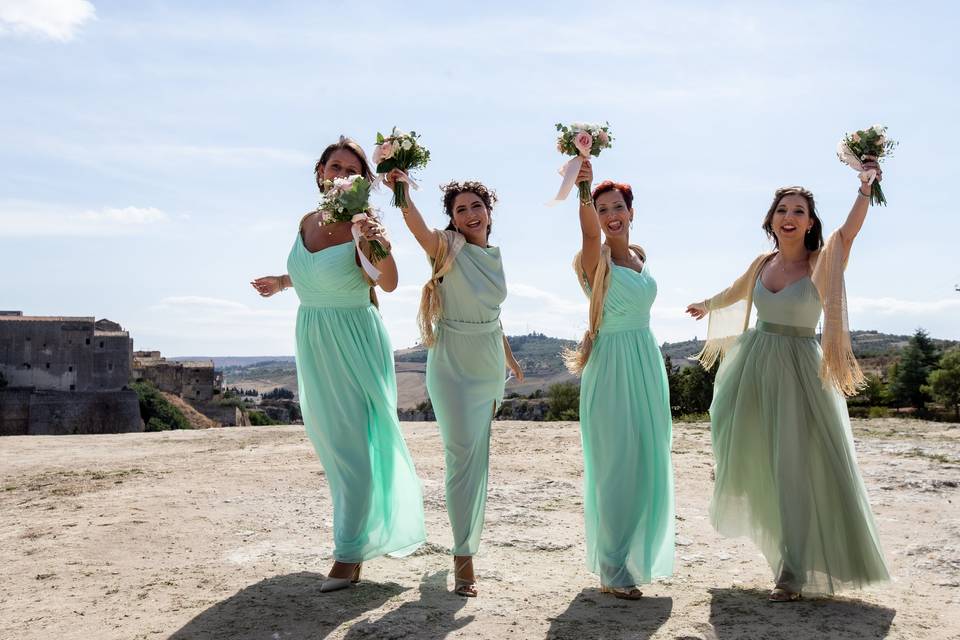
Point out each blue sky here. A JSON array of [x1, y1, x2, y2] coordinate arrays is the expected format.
[[2, 1, 958, 356]]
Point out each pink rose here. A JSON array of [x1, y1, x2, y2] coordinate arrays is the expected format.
[[378, 141, 395, 161], [574, 131, 593, 156], [597, 130, 609, 146]]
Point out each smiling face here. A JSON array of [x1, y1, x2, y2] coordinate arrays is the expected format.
[[595, 189, 633, 239], [318, 148, 363, 183], [770, 194, 813, 247], [451, 192, 491, 243]]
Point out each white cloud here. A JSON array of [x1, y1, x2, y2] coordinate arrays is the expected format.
[[0, 201, 170, 236], [848, 296, 960, 315], [509, 282, 587, 314], [0, 0, 95, 41]]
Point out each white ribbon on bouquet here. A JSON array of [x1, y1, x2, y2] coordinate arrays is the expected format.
[[547, 155, 586, 206], [350, 213, 382, 282], [374, 169, 420, 192], [836, 143, 878, 185]]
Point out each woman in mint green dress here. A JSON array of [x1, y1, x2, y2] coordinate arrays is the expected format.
[[566, 162, 675, 599], [686, 168, 890, 600], [252, 138, 425, 593], [385, 171, 523, 597]]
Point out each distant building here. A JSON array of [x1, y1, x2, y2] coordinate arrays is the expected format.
[[0, 312, 141, 435], [0, 313, 133, 392], [132, 352, 216, 402]]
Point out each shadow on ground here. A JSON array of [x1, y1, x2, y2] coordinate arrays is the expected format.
[[706, 587, 896, 640], [546, 588, 672, 639], [167, 571, 406, 640], [341, 570, 472, 639]]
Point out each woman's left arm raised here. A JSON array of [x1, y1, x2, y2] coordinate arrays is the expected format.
[[838, 158, 882, 254]]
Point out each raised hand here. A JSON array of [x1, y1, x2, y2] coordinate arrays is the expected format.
[[686, 302, 707, 320], [860, 157, 882, 183], [383, 169, 411, 208], [576, 159, 594, 193], [356, 215, 391, 253], [251, 276, 283, 297]]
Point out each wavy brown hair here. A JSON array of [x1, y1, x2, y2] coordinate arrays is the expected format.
[[440, 180, 498, 238], [314, 136, 375, 192], [762, 185, 824, 252]]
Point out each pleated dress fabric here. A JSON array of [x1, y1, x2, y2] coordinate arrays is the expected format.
[[287, 237, 425, 562], [425, 242, 507, 556], [709, 275, 889, 594], [578, 263, 675, 587]]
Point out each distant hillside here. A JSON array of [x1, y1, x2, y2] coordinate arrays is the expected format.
[[217, 330, 959, 409], [175, 356, 296, 368]]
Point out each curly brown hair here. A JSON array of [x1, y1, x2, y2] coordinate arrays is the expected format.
[[314, 136, 375, 192], [762, 185, 824, 252], [440, 180, 498, 238]]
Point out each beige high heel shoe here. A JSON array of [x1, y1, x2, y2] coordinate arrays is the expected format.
[[453, 557, 477, 597], [600, 584, 643, 600], [320, 562, 362, 593]]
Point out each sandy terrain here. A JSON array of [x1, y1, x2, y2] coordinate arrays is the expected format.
[[1, 418, 958, 639]]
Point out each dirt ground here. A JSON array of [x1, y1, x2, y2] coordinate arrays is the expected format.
[[1, 418, 958, 639]]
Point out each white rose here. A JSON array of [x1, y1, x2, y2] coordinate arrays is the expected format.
[[871, 124, 885, 134], [401, 139, 413, 151]]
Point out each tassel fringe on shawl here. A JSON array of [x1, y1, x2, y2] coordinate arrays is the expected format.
[[695, 230, 865, 397]]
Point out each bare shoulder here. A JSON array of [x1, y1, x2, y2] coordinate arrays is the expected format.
[[298, 210, 318, 232]]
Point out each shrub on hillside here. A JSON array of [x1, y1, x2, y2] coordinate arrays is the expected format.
[[131, 381, 191, 431]]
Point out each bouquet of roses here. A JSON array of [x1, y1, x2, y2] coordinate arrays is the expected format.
[[372, 127, 431, 209], [549, 121, 614, 205], [837, 124, 896, 206], [318, 175, 388, 277]]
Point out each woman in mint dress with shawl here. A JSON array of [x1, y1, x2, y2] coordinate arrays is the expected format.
[[251, 138, 425, 593], [686, 167, 890, 601], [566, 163, 675, 599], [386, 171, 523, 597]]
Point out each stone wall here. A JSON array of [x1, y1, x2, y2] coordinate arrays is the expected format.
[[181, 363, 215, 402], [0, 315, 132, 392], [0, 389, 143, 436]]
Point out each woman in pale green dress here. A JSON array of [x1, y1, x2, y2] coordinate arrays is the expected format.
[[686, 164, 890, 600], [566, 161, 675, 599], [385, 170, 523, 597], [252, 138, 425, 593]]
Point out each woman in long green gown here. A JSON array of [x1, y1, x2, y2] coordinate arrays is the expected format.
[[385, 170, 523, 597], [567, 162, 675, 599], [686, 165, 890, 601], [251, 138, 425, 592]]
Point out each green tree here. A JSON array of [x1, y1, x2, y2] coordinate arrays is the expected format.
[[248, 410, 279, 426], [850, 373, 890, 407], [923, 348, 960, 419], [890, 329, 941, 409], [675, 364, 715, 415], [663, 354, 682, 414], [546, 382, 580, 421], [131, 381, 191, 431]]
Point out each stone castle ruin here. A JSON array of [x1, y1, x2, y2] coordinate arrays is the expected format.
[[0, 312, 141, 435], [1, 312, 231, 434]]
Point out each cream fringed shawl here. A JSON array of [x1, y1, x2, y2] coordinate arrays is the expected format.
[[417, 230, 466, 347], [564, 244, 646, 375], [696, 229, 865, 397], [415, 230, 518, 364]]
